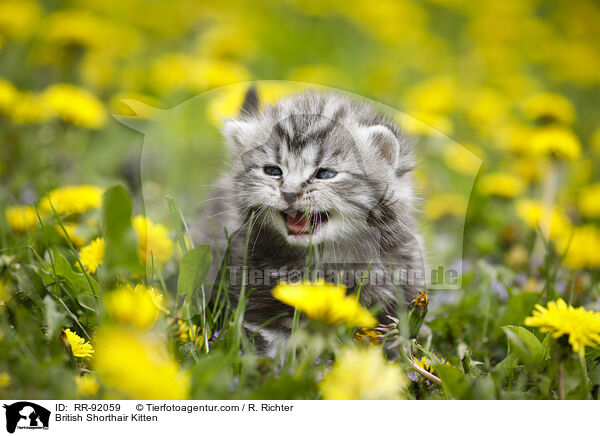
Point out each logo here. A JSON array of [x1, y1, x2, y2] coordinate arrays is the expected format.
[[2, 402, 50, 434]]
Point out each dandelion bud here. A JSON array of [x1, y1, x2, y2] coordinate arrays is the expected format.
[[408, 290, 429, 338]]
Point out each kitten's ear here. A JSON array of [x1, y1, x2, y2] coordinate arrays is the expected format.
[[223, 86, 261, 149], [239, 85, 260, 118], [223, 118, 257, 149], [361, 125, 401, 167]]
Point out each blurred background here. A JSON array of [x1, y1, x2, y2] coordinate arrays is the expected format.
[[1, 0, 599, 285]]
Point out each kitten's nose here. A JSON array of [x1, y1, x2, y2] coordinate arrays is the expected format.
[[282, 191, 299, 205]]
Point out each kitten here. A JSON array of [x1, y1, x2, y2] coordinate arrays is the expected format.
[[193, 87, 425, 354]]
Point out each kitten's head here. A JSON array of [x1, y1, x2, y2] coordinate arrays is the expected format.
[[223, 88, 416, 248]]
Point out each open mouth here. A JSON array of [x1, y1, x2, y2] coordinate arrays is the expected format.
[[281, 210, 329, 237]]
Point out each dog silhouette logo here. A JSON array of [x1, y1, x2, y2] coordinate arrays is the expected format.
[[3, 402, 50, 433]]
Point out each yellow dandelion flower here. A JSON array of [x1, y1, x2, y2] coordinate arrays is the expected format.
[[399, 111, 453, 136], [78, 237, 105, 274], [515, 199, 571, 241], [196, 21, 256, 59], [57, 224, 85, 248], [320, 347, 407, 400], [42, 84, 107, 129], [104, 285, 161, 330], [0, 0, 40, 39], [502, 124, 534, 154], [354, 328, 381, 347], [39, 185, 103, 216], [478, 172, 526, 198], [523, 92, 575, 124], [0, 78, 18, 113], [528, 126, 582, 161], [414, 356, 434, 373], [556, 225, 600, 270], [5, 205, 38, 233], [175, 320, 203, 345], [463, 87, 509, 133], [44, 9, 107, 49], [75, 374, 99, 397], [273, 280, 376, 328], [405, 76, 457, 115], [412, 290, 429, 310], [442, 142, 483, 177], [94, 326, 190, 399], [424, 193, 468, 221], [10, 91, 52, 124], [136, 284, 167, 312], [150, 53, 250, 94], [148, 53, 193, 94], [43, 9, 139, 57], [412, 356, 450, 375], [341, 0, 426, 45], [63, 329, 94, 358], [578, 183, 600, 218], [132, 216, 174, 266], [525, 299, 600, 357], [0, 372, 10, 388], [513, 156, 547, 182]]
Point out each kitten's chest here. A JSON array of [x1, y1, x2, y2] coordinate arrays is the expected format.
[[317, 239, 382, 265]]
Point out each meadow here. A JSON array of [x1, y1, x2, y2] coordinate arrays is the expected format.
[[1, 0, 600, 400]]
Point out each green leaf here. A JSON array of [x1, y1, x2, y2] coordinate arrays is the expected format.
[[52, 248, 101, 296], [541, 333, 553, 360], [473, 374, 496, 399], [502, 325, 544, 365], [408, 305, 427, 338], [166, 195, 189, 255], [101, 185, 142, 274], [249, 374, 318, 400], [585, 346, 600, 364], [15, 264, 45, 302], [78, 294, 98, 312], [435, 364, 474, 399], [177, 245, 213, 303], [43, 294, 65, 339], [189, 351, 234, 399], [591, 364, 600, 386], [494, 351, 518, 377]]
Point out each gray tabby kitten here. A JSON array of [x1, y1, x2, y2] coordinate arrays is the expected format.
[[194, 88, 424, 353]]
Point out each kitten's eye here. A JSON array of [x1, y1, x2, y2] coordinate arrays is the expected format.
[[315, 168, 337, 180], [264, 166, 283, 177]]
